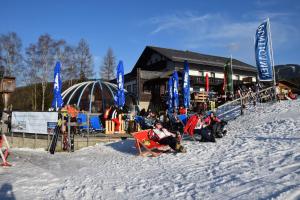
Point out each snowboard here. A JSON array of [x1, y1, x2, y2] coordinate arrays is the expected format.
[[49, 125, 60, 154]]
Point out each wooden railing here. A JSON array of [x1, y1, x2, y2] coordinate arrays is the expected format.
[[216, 86, 275, 121]]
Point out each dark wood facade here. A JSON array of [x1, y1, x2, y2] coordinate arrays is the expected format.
[[123, 46, 258, 111]]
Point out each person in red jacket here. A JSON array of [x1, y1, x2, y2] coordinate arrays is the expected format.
[[179, 106, 186, 115], [183, 114, 199, 137], [204, 112, 227, 138], [108, 106, 121, 131], [184, 112, 216, 142]]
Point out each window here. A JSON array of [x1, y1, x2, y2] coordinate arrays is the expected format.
[[237, 75, 240, 81], [132, 84, 137, 94], [127, 85, 132, 92], [211, 72, 215, 83], [200, 71, 204, 81], [197, 77, 202, 84], [143, 84, 151, 93]]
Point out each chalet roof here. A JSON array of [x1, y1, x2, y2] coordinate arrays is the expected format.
[[133, 46, 257, 73]]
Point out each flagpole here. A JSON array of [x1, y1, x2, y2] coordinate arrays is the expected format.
[[230, 54, 233, 74], [267, 18, 276, 87], [230, 54, 233, 96], [254, 34, 260, 88]]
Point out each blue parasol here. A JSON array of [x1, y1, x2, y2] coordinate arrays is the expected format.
[[115, 60, 125, 109], [51, 61, 63, 110], [167, 76, 173, 113], [173, 71, 179, 111], [183, 61, 190, 109]]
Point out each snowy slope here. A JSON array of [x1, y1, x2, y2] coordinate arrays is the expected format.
[[1, 100, 300, 200]]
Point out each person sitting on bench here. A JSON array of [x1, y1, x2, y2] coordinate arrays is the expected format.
[[108, 105, 121, 131], [149, 121, 186, 153]]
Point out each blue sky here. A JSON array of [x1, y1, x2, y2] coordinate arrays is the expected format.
[[0, 0, 299, 77]]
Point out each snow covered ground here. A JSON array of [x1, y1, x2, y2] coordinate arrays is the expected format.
[[1, 100, 300, 200]]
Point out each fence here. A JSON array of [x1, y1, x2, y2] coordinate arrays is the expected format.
[[216, 86, 275, 121], [5, 131, 128, 151], [4, 112, 132, 151]]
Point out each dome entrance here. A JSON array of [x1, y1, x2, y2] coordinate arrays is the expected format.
[[62, 80, 137, 113]]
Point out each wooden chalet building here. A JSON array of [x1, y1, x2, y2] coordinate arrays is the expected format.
[[123, 46, 257, 111]]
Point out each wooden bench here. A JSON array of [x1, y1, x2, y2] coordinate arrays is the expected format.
[[132, 129, 169, 157], [118, 114, 126, 134], [192, 92, 208, 103], [105, 120, 115, 134], [105, 114, 126, 134]]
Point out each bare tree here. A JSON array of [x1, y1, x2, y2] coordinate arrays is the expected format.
[[0, 32, 23, 77], [36, 34, 60, 111], [24, 44, 39, 110], [53, 39, 66, 61], [75, 39, 93, 81], [100, 48, 116, 81], [61, 45, 78, 86]]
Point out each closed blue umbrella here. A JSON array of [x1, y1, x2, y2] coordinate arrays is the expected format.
[[115, 60, 125, 109], [51, 61, 63, 110], [167, 77, 173, 113], [183, 61, 190, 109], [173, 71, 179, 110]]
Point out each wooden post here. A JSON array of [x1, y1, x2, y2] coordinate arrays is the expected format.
[[68, 115, 71, 152], [11, 131, 13, 145], [105, 120, 115, 134], [22, 132, 25, 147], [87, 114, 90, 146], [47, 132, 50, 147], [34, 133, 37, 149], [238, 90, 244, 115], [118, 114, 125, 134], [240, 96, 244, 115], [76, 138, 78, 150]]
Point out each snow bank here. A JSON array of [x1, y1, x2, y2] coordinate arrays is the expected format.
[[1, 100, 300, 200]]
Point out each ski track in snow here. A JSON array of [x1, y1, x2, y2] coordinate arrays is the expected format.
[[1, 100, 300, 200]]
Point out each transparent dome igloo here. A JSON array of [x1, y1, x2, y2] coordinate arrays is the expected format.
[[62, 80, 137, 113]]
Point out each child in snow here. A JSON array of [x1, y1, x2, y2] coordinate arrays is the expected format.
[[149, 121, 186, 153]]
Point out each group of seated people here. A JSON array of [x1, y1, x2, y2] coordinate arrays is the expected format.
[[134, 108, 228, 153], [184, 111, 227, 142]]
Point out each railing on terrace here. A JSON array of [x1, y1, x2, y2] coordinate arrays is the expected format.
[[216, 86, 275, 121]]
